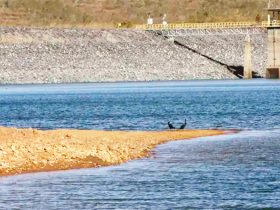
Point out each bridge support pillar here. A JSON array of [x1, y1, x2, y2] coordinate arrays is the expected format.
[[243, 35, 253, 79], [266, 27, 280, 79]]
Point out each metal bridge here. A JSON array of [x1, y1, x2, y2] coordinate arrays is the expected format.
[[135, 21, 280, 36]]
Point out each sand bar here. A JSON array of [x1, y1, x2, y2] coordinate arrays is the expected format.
[[0, 127, 225, 177]]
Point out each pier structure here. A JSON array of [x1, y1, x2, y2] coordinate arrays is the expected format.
[[266, 6, 280, 79], [244, 34, 253, 79]]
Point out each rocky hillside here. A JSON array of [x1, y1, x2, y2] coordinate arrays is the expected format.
[[0, 0, 278, 27]]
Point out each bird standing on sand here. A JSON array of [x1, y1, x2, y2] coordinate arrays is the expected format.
[[168, 121, 175, 129], [179, 119, 187, 130]]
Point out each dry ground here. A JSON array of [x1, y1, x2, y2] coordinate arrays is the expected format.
[[0, 0, 278, 27], [0, 127, 225, 176]]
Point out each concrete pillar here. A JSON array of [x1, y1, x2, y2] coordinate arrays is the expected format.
[[243, 34, 253, 79], [267, 28, 280, 79]]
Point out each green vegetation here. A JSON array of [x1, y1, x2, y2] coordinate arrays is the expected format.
[[0, 0, 278, 27]]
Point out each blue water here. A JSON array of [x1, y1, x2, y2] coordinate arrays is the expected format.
[[0, 80, 280, 209], [0, 80, 280, 131]]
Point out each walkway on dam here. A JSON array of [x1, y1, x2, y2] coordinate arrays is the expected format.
[[136, 21, 280, 31]]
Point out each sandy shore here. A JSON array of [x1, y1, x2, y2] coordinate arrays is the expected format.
[[0, 127, 225, 176]]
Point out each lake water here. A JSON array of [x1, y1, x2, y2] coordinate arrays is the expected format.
[[0, 80, 280, 209]]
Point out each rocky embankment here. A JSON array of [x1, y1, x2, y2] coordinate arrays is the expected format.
[[176, 29, 267, 77], [0, 27, 267, 84]]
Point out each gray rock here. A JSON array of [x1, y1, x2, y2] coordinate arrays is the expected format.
[[0, 27, 267, 84]]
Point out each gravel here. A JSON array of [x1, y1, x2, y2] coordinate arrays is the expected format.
[[175, 28, 267, 77], [0, 27, 267, 84]]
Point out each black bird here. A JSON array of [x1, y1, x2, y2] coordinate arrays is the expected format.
[[168, 121, 175, 129], [179, 119, 187, 130]]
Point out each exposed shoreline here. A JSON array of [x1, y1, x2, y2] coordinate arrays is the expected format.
[[0, 127, 226, 177]]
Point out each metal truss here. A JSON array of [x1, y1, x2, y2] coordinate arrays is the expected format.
[[150, 28, 267, 37]]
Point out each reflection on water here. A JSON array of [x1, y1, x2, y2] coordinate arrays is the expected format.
[[0, 80, 280, 209]]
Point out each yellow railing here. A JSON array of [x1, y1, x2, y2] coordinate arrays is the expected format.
[[135, 21, 280, 30], [263, 21, 280, 28]]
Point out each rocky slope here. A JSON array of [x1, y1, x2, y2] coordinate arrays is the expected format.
[[0, 27, 267, 84]]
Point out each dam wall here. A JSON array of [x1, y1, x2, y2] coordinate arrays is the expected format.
[[0, 27, 267, 84], [175, 30, 267, 77], [266, 28, 280, 78]]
